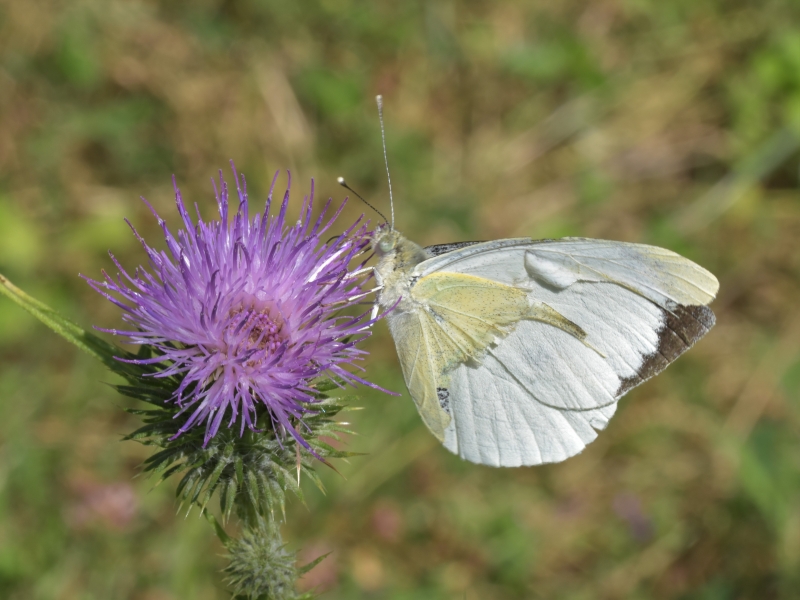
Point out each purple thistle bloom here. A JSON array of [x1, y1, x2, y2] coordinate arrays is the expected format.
[[85, 165, 382, 450]]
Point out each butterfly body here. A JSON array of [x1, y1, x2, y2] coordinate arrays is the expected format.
[[372, 226, 718, 468]]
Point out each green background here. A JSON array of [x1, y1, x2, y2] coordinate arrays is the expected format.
[[2, 0, 800, 598]]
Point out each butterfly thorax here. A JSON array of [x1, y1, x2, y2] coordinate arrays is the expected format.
[[372, 228, 428, 311]]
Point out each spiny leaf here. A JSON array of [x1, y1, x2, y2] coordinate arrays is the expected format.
[[235, 456, 245, 484], [298, 552, 331, 575], [312, 378, 345, 393], [200, 457, 230, 511], [115, 384, 173, 402], [157, 464, 186, 484], [176, 470, 202, 499], [223, 477, 238, 522], [246, 470, 261, 511]]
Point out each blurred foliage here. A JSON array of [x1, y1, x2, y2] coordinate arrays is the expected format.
[[1, 0, 800, 598]]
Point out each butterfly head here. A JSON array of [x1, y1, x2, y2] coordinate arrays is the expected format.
[[372, 225, 425, 261], [372, 224, 401, 255], [372, 225, 427, 284]]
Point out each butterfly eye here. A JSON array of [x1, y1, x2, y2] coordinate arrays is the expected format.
[[378, 238, 395, 253]]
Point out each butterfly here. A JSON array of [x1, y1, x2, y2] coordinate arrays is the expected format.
[[354, 97, 718, 468], [371, 229, 717, 467]]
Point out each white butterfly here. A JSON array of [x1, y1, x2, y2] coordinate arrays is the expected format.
[[371, 230, 717, 467], [357, 97, 718, 468]]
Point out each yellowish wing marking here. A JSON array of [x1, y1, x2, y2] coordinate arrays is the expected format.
[[412, 272, 531, 363], [528, 301, 586, 340], [415, 272, 597, 359], [528, 301, 606, 357]]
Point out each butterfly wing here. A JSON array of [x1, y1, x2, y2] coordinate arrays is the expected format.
[[409, 237, 718, 467]]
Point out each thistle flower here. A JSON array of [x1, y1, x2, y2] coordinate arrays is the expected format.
[[85, 165, 379, 450]]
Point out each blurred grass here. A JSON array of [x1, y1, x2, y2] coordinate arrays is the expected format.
[[1, 0, 800, 598]]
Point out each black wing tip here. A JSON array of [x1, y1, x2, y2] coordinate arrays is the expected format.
[[616, 303, 715, 398]]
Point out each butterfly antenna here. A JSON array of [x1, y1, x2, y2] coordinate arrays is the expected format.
[[337, 177, 389, 224], [376, 94, 395, 230]]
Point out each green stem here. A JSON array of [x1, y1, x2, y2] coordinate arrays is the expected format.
[[0, 272, 134, 373]]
